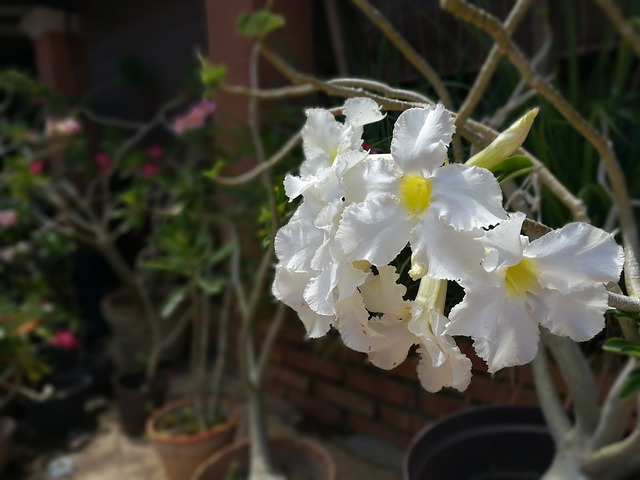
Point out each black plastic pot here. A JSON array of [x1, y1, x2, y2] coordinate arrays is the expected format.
[[20, 372, 93, 436], [404, 405, 554, 480], [113, 372, 167, 437]]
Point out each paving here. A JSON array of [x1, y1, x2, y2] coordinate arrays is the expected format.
[[7, 373, 404, 480]]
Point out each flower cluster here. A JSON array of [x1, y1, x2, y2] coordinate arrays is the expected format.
[[272, 98, 624, 392]]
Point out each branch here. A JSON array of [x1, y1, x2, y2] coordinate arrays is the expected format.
[[531, 341, 572, 442], [591, 357, 637, 449], [592, 0, 640, 58], [440, 0, 640, 297], [583, 430, 640, 479], [542, 331, 600, 435], [456, 0, 535, 131]]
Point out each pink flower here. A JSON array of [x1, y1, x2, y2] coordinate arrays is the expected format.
[[141, 162, 160, 178], [361, 142, 380, 154], [45, 117, 81, 139], [0, 210, 17, 228], [172, 100, 216, 134], [29, 160, 45, 175], [94, 152, 112, 175], [50, 330, 79, 350], [147, 145, 165, 161]]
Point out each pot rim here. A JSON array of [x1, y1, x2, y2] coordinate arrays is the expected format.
[[146, 395, 240, 444], [190, 434, 337, 480]]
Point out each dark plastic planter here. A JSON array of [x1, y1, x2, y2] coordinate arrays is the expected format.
[[20, 372, 93, 436], [113, 372, 167, 437], [404, 405, 554, 480]]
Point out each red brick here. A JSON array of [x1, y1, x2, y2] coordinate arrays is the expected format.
[[283, 347, 343, 382], [348, 413, 411, 448], [346, 368, 415, 407], [379, 404, 430, 435], [419, 391, 467, 419], [263, 383, 286, 399], [389, 355, 419, 382], [466, 375, 539, 406], [287, 391, 344, 427], [315, 380, 375, 416], [265, 365, 310, 392]]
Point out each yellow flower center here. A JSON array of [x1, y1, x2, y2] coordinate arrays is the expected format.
[[400, 175, 432, 215], [352, 260, 372, 272], [504, 257, 540, 298]]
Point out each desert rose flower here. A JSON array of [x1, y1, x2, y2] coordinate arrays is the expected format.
[[172, 100, 216, 134], [446, 212, 624, 373], [45, 117, 81, 139], [50, 330, 79, 350]]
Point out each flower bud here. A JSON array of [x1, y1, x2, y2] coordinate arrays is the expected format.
[[466, 107, 538, 170]]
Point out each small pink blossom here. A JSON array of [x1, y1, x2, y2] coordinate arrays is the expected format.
[[29, 160, 45, 175], [141, 162, 160, 178], [172, 100, 216, 134], [0, 210, 17, 228], [45, 117, 81, 139], [94, 152, 112, 175], [147, 145, 165, 161], [50, 330, 79, 350], [362, 142, 380, 154]]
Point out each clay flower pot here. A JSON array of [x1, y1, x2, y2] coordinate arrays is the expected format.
[[147, 397, 240, 480], [191, 435, 336, 480]]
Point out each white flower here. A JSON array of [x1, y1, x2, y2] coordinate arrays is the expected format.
[[335, 104, 506, 281], [284, 98, 384, 202], [446, 212, 624, 373], [336, 266, 471, 392]]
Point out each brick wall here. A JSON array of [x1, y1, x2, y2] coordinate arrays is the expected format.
[[261, 315, 563, 449]]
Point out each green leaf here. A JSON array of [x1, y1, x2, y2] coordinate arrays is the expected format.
[[602, 337, 630, 353], [198, 53, 227, 91], [197, 276, 226, 295], [619, 368, 640, 399], [236, 10, 285, 38], [161, 286, 188, 319], [489, 155, 535, 184]]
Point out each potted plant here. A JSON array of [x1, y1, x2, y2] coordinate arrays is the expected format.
[[143, 99, 242, 480], [193, 2, 640, 479], [0, 70, 212, 435]]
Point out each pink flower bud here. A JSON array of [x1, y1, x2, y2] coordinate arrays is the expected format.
[[50, 330, 79, 350], [94, 152, 112, 175], [29, 160, 45, 175]]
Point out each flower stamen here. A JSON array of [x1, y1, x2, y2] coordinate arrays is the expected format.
[[400, 175, 432, 215], [504, 257, 539, 298]]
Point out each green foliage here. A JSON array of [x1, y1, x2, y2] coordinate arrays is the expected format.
[[603, 337, 640, 398], [198, 53, 227, 95], [236, 9, 285, 38], [489, 155, 535, 184]]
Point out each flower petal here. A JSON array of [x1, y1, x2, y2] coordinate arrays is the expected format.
[[526, 222, 624, 294], [343, 97, 385, 127], [410, 212, 485, 281], [391, 104, 455, 174], [336, 194, 411, 266], [304, 268, 337, 316], [367, 315, 417, 369], [272, 266, 333, 337], [480, 212, 528, 271], [359, 265, 408, 316], [528, 285, 608, 342], [301, 108, 343, 175], [335, 293, 376, 353], [274, 215, 323, 272], [430, 164, 506, 231]]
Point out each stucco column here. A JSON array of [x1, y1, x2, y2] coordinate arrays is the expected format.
[[20, 6, 88, 95]]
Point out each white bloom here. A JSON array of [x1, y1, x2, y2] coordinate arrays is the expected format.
[[447, 212, 624, 373], [336, 266, 471, 392], [335, 104, 505, 281], [284, 98, 384, 202]]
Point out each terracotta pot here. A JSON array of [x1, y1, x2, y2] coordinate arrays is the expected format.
[[0, 416, 16, 474], [147, 397, 240, 480], [403, 405, 554, 480], [113, 372, 167, 437], [192, 435, 336, 480]]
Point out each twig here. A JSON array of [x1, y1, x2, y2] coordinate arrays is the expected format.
[[592, 0, 640, 58], [455, 0, 535, 131], [348, 0, 463, 163], [440, 0, 640, 297]]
